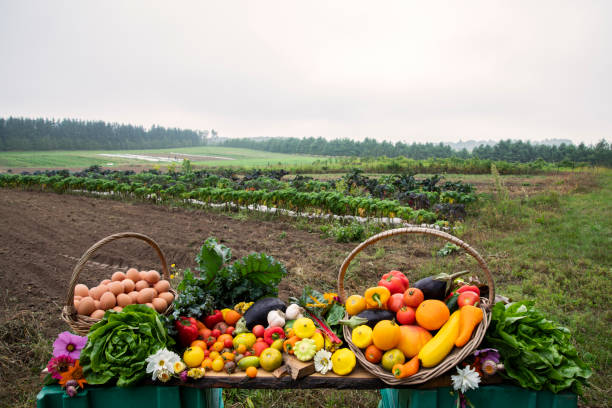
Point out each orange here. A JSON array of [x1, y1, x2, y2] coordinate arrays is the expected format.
[[415, 299, 450, 330], [371, 320, 401, 351], [364, 344, 383, 364], [235, 344, 247, 354], [246, 366, 258, 378], [190, 340, 207, 350]]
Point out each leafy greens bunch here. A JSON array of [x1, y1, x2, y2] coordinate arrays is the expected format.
[[173, 237, 287, 318], [485, 301, 591, 394], [80, 304, 174, 387]]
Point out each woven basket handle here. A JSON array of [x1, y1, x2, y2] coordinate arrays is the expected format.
[[64, 232, 170, 310], [337, 227, 495, 305]]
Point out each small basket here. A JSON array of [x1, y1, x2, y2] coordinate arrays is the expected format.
[[61, 232, 176, 335], [337, 227, 495, 385]]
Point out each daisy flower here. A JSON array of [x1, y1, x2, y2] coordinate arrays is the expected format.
[[451, 365, 481, 393], [145, 348, 180, 380], [52, 331, 88, 359], [313, 349, 333, 374], [59, 360, 87, 389]]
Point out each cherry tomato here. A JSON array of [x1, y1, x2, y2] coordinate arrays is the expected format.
[[211, 329, 221, 338], [252, 325, 265, 338]]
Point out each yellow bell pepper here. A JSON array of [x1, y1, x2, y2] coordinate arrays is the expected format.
[[364, 286, 391, 308]]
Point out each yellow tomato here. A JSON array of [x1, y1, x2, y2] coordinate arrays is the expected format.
[[183, 346, 205, 368], [211, 357, 224, 372]]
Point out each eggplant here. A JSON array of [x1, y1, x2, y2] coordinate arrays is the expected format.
[[356, 309, 395, 328], [413, 270, 469, 300], [243, 297, 286, 330]]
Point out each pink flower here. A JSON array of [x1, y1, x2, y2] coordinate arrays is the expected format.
[[53, 331, 87, 359], [47, 355, 75, 380]]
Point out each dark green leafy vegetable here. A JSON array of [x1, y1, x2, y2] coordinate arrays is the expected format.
[[485, 301, 591, 394], [80, 305, 174, 387], [173, 237, 288, 316]]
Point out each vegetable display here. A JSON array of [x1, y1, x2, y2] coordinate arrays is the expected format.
[[80, 304, 174, 387], [485, 301, 592, 394]]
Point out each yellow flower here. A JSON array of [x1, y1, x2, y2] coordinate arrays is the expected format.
[[173, 361, 187, 374], [323, 293, 338, 303], [171, 263, 176, 268], [170, 274, 175, 280], [187, 367, 205, 379]]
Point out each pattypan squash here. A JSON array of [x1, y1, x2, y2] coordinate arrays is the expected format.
[[294, 338, 317, 362]]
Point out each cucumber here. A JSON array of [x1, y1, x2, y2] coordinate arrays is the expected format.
[[237, 356, 260, 370]]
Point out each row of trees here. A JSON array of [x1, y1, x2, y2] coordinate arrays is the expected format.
[[0, 117, 209, 151], [224, 137, 612, 166]]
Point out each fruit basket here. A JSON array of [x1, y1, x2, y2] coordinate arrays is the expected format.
[[61, 232, 176, 335], [337, 227, 495, 385]]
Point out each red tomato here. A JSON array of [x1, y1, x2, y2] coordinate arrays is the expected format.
[[457, 291, 480, 307], [252, 324, 265, 338], [224, 338, 233, 348], [205, 336, 216, 348], [225, 326, 235, 336], [211, 329, 221, 338], [396, 306, 416, 325], [387, 293, 405, 312], [403, 287, 424, 308]]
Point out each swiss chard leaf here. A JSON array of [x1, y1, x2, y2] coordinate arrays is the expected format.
[[195, 237, 231, 282]]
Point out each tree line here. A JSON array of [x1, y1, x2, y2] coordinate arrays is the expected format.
[[0, 117, 209, 151], [224, 137, 612, 166]]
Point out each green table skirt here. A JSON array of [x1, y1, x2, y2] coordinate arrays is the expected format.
[[379, 385, 577, 408], [37, 385, 223, 408]]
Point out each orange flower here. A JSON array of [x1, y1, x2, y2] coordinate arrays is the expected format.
[[59, 360, 87, 389]]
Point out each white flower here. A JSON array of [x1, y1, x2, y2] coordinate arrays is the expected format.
[[146, 348, 180, 380], [451, 365, 481, 393], [313, 349, 333, 375], [173, 361, 187, 374], [157, 368, 172, 383]]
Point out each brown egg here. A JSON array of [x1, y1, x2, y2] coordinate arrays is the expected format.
[[94, 300, 101, 309], [127, 291, 139, 303], [137, 288, 155, 304], [101, 279, 111, 285], [77, 297, 95, 316], [112, 271, 126, 281], [145, 302, 155, 309], [151, 288, 158, 297], [145, 270, 161, 284], [126, 268, 140, 282], [122, 278, 135, 293], [74, 298, 80, 308], [74, 295, 82, 301], [89, 285, 107, 300], [117, 293, 132, 308], [152, 297, 168, 313], [139, 271, 148, 281], [108, 281, 123, 296], [113, 306, 123, 312], [91, 309, 106, 319], [74, 284, 89, 297], [159, 292, 174, 304], [100, 292, 116, 310], [154, 280, 170, 293], [135, 280, 149, 291]]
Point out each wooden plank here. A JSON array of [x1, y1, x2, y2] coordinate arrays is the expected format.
[[284, 355, 315, 380]]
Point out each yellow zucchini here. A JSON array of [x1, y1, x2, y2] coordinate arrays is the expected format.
[[418, 310, 461, 367]]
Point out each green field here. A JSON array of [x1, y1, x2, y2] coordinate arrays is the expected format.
[[0, 146, 322, 169]]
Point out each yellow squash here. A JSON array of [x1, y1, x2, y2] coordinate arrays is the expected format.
[[418, 310, 461, 368]]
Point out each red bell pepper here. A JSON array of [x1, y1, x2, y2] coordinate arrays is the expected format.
[[378, 270, 409, 294], [263, 326, 286, 345], [457, 285, 481, 297], [204, 310, 223, 329], [175, 316, 198, 347]]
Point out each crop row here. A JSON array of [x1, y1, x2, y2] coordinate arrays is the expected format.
[[0, 173, 469, 223]]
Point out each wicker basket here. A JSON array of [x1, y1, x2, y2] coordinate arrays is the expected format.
[[61, 232, 176, 335], [337, 227, 495, 385]]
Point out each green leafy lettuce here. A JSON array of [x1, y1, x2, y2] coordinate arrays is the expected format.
[[81, 304, 174, 387], [485, 301, 591, 394]]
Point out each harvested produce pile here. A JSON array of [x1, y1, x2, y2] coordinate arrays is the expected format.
[[0, 166, 476, 223], [43, 232, 591, 402]]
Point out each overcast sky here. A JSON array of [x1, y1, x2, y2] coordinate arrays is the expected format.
[[1, 1, 610, 144]]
